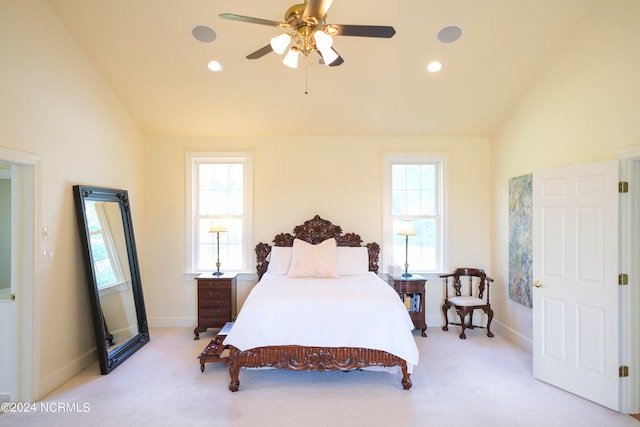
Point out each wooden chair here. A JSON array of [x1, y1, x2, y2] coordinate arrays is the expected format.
[[441, 268, 494, 339]]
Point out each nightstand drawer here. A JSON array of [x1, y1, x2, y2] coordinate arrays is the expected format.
[[199, 307, 230, 318], [199, 298, 230, 308], [198, 281, 231, 291], [199, 317, 228, 328], [394, 282, 424, 293], [199, 288, 231, 299]]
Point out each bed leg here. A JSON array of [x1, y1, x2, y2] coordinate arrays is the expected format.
[[401, 364, 412, 390], [228, 347, 240, 392], [228, 366, 240, 392], [402, 374, 412, 390], [229, 379, 239, 392]]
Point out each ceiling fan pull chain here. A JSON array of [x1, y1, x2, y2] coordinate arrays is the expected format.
[[305, 60, 309, 95]]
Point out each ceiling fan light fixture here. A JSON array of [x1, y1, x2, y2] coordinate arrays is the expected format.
[[220, 2, 396, 69], [319, 47, 339, 65], [313, 30, 333, 50], [313, 30, 338, 66], [282, 48, 299, 68], [270, 33, 292, 55]]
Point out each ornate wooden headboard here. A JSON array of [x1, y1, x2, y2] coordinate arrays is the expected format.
[[255, 215, 380, 279]]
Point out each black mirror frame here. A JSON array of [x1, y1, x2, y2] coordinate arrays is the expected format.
[[73, 185, 149, 374]]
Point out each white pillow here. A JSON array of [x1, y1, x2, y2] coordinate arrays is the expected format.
[[336, 246, 369, 275], [266, 246, 292, 275], [286, 238, 339, 278]]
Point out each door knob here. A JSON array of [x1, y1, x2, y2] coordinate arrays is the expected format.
[[533, 280, 543, 288]]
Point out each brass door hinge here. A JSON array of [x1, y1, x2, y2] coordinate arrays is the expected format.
[[619, 181, 629, 193], [619, 274, 629, 285], [620, 366, 629, 377]]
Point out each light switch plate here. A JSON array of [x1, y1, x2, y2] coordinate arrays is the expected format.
[[42, 249, 54, 263]]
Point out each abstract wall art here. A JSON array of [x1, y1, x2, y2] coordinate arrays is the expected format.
[[508, 174, 532, 307]]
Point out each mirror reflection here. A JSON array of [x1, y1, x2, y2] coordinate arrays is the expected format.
[[73, 185, 149, 374], [85, 200, 138, 349]]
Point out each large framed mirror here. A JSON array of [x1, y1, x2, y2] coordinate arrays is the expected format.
[[73, 185, 149, 374]]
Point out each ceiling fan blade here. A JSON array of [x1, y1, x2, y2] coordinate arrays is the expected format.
[[303, 0, 334, 21], [328, 24, 396, 38], [328, 53, 344, 67], [246, 45, 273, 60], [219, 13, 288, 28]]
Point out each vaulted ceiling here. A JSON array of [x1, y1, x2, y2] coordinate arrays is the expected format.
[[47, 0, 596, 137]]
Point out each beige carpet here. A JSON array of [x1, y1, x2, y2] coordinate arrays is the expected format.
[[1, 327, 638, 427]]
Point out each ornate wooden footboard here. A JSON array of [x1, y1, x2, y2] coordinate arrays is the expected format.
[[228, 345, 412, 391], [228, 215, 412, 391]]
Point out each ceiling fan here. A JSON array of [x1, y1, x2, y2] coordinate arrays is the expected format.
[[219, 0, 396, 68]]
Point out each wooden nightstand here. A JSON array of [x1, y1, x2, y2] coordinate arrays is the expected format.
[[389, 274, 427, 337], [194, 272, 237, 340]]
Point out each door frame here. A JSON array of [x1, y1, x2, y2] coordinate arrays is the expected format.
[[0, 167, 14, 402], [617, 145, 640, 414], [0, 146, 40, 401]]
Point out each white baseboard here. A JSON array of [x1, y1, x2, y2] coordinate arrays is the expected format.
[[39, 348, 96, 399], [493, 320, 532, 353], [429, 315, 532, 353], [426, 315, 444, 328], [147, 316, 195, 328]]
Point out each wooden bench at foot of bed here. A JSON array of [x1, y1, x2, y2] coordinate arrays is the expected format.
[[198, 322, 234, 371], [228, 345, 412, 391]]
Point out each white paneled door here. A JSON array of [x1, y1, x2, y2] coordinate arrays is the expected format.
[[532, 160, 619, 411]]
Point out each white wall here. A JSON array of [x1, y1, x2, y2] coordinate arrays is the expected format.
[[0, 0, 144, 398], [491, 0, 640, 348], [143, 135, 492, 330]]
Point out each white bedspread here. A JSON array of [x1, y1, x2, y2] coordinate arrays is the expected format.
[[224, 272, 419, 372]]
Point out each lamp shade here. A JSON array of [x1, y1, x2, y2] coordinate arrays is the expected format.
[[397, 220, 416, 236], [313, 30, 333, 50], [319, 46, 339, 65], [209, 224, 228, 233], [270, 33, 291, 55], [282, 48, 299, 68]]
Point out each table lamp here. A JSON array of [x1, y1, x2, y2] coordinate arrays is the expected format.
[[397, 220, 416, 277], [209, 224, 227, 276]]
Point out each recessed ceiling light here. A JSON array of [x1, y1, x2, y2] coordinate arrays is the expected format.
[[437, 25, 462, 43], [192, 25, 217, 43], [427, 61, 443, 73], [207, 60, 223, 72]]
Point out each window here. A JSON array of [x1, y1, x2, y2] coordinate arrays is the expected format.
[[383, 153, 448, 273], [186, 151, 254, 274], [85, 201, 127, 290]]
